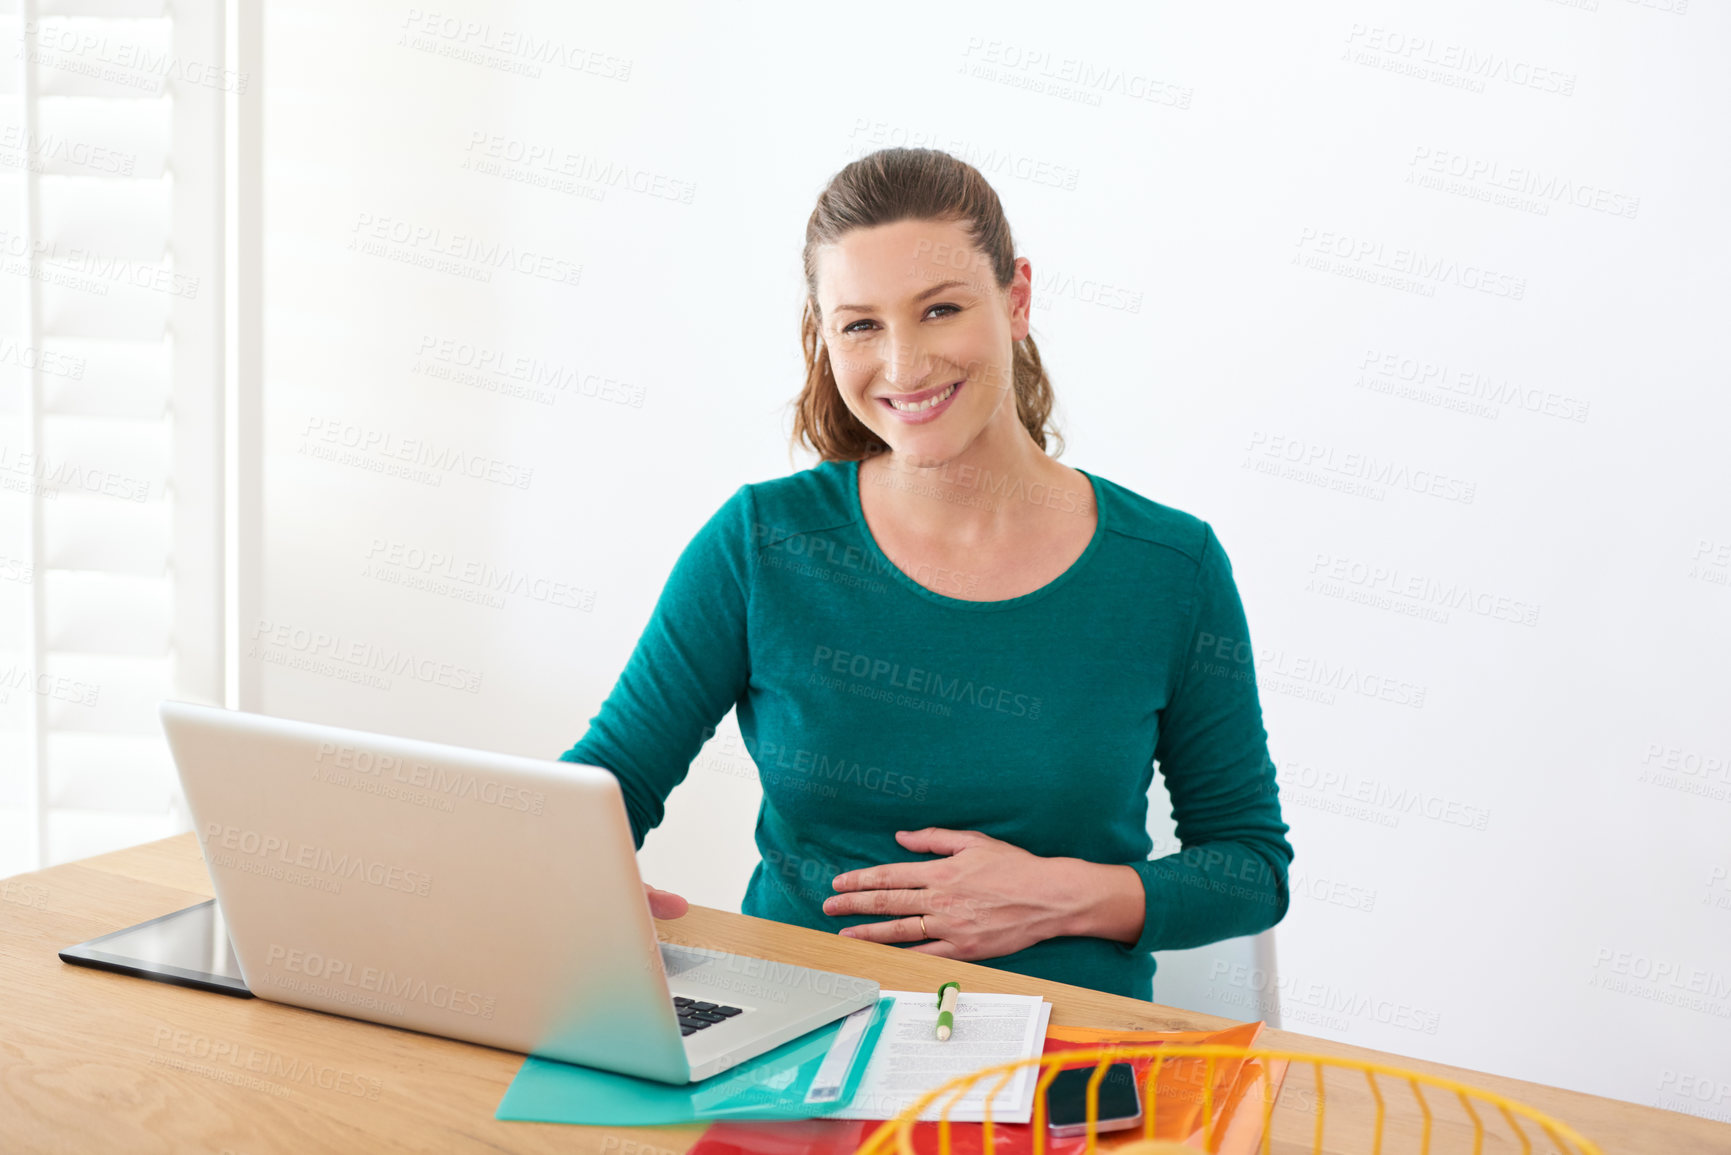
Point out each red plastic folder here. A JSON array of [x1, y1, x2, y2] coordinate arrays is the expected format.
[[688, 1020, 1285, 1155]]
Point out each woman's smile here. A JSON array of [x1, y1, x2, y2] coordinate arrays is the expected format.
[[879, 378, 963, 423]]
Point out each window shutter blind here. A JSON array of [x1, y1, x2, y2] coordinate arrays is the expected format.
[[0, 0, 223, 876]]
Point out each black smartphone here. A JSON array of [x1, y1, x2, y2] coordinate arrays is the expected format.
[[1045, 1061, 1143, 1138]]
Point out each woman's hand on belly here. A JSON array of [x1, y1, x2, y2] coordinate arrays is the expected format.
[[820, 828, 1146, 960]]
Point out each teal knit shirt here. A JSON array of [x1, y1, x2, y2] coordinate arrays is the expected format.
[[559, 458, 1294, 1000]]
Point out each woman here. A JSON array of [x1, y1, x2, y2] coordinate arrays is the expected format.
[[560, 147, 1293, 1001]]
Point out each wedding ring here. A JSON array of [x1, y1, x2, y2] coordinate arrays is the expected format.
[[919, 915, 928, 938]]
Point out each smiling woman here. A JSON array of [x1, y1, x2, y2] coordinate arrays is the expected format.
[[559, 147, 1294, 1001]]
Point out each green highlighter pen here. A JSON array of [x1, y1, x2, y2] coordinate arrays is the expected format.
[[935, 981, 961, 1041]]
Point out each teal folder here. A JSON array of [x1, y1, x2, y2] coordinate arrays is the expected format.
[[495, 996, 893, 1126]]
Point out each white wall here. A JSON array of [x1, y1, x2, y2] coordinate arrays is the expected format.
[[250, 0, 1731, 1122]]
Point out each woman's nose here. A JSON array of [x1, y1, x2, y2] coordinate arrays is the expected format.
[[879, 332, 932, 389]]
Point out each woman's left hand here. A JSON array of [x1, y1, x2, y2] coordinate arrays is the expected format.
[[821, 827, 1137, 960]]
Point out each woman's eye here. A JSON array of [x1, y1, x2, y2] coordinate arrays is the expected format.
[[842, 303, 960, 335]]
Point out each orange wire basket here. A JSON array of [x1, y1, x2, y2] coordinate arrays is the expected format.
[[852, 1043, 1604, 1155]]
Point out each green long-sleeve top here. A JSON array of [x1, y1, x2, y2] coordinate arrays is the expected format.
[[559, 458, 1294, 1000]]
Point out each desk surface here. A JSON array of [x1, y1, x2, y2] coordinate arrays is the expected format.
[[1, 834, 1721, 1154]]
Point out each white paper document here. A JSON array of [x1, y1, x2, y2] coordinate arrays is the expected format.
[[824, 989, 1052, 1123]]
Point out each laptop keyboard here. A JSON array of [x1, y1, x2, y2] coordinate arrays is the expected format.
[[674, 996, 743, 1036]]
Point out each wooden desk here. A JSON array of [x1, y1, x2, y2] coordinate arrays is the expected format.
[[1, 834, 1721, 1154]]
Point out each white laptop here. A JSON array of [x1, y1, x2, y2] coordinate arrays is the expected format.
[[152, 700, 880, 1084]]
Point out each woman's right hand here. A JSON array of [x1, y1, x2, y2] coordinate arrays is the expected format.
[[644, 882, 689, 920]]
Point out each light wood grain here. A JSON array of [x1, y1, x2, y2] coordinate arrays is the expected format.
[[0, 834, 1721, 1154]]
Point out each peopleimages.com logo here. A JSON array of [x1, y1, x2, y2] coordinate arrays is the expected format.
[[203, 823, 432, 897], [312, 742, 546, 814], [265, 944, 496, 1019], [809, 644, 1043, 719]]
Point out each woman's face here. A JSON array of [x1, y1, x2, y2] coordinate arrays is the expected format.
[[814, 218, 1031, 469]]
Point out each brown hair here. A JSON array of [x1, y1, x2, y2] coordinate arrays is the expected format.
[[790, 147, 1062, 463]]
